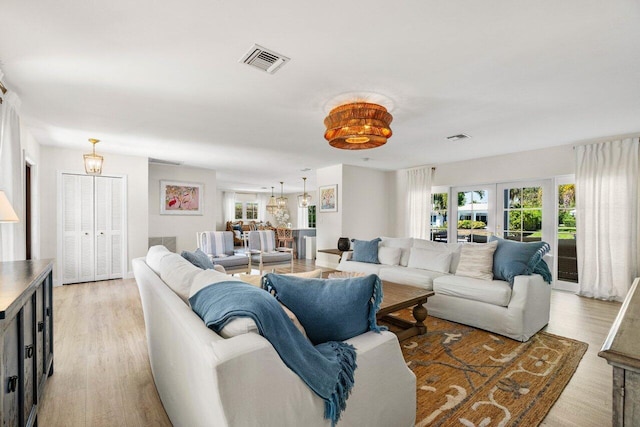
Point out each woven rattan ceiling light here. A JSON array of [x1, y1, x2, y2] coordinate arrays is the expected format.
[[323, 102, 393, 150]]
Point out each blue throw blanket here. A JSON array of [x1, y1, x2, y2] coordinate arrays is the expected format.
[[189, 281, 357, 426]]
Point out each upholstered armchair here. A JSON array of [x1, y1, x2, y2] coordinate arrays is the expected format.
[[248, 230, 293, 275], [197, 231, 250, 274]]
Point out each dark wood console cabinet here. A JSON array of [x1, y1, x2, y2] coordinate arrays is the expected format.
[[0, 260, 54, 427]]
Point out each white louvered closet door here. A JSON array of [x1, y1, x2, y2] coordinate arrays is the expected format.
[[61, 174, 125, 284], [94, 176, 123, 281], [62, 174, 95, 284]]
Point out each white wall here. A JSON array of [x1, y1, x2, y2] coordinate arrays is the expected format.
[[39, 146, 149, 283], [316, 164, 343, 250], [21, 123, 41, 259], [148, 164, 217, 253], [391, 143, 576, 236], [342, 165, 391, 239]]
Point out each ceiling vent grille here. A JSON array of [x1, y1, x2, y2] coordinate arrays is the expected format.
[[446, 134, 471, 142], [240, 44, 290, 74], [149, 158, 183, 166]]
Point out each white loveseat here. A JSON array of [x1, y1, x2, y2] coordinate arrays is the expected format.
[[132, 245, 416, 427], [338, 237, 551, 342]]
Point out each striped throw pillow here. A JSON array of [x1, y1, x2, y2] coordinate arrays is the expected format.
[[454, 240, 498, 281]]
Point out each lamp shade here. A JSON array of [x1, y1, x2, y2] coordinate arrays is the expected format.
[[0, 191, 19, 222], [324, 102, 393, 150]]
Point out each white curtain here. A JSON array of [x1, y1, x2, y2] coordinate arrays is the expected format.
[[256, 193, 268, 221], [407, 167, 432, 239], [0, 90, 24, 262], [222, 191, 236, 224], [575, 138, 639, 301]]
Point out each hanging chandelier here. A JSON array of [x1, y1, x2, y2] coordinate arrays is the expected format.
[[277, 181, 288, 209], [323, 102, 393, 150], [83, 138, 104, 175], [266, 186, 278, 214], [297, 177, 312, 208]]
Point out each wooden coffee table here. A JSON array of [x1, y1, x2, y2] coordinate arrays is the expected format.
[[322, 271, 434, 341], [378, 280, 435, 341]]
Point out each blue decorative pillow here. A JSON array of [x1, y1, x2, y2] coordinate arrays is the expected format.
[[350, 238, 382, 264], [488, 236, 551, 286], [262, 273, 384, 345], [181, 248, 215, 270]]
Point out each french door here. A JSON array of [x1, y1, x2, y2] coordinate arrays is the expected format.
[[451, 186, 495, 243], [60, 173, 126, 284]]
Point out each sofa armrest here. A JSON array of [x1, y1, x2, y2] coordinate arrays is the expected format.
[[508, 274, 552, 337], [210, 330, 415, 427]]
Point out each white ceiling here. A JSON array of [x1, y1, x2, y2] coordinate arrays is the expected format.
[[2, 1, 639, 193]]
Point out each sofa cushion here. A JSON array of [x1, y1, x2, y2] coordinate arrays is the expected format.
[[433, 274, 512, 307], [339, 259, 383, 275], [455, 241, 498, 281], [412, 239, 463, 274], [380, 237, 413, 266], [489, 236, 551, 286], [146, 245, 171, 275], [378, 246, 402, 266], [407, 247, 452, 273], [181, 248, 215, 270], [212, 254, 250, 268], [262, 274, 383, 345], [351, 238, 381, 264], [378, 266, 446, 291], [250, 251, 291, 264], [160, 253, 203, 303]]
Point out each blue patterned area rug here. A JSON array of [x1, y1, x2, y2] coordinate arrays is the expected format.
[[388, 311, 588, 427]]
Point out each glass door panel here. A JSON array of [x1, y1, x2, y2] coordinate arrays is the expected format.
[[557, 183, 578, 283], [430, 192, 449, 242], [501, 186, 543, 242], [455, 188, 492, 243]]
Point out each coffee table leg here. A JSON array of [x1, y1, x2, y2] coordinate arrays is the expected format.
[[412, 304, 428, 335]]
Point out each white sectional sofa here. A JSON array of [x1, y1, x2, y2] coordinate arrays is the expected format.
[[338, 237, 551, 342], [133, 245, 416, 427]]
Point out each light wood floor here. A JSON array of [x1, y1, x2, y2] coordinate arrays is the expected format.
[[39, 259, 621, 426]]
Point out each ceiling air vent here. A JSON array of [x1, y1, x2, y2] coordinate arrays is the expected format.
[[149, 158, 183, 166], [446, 134, 471, 142], [240, 44, 290, 74]]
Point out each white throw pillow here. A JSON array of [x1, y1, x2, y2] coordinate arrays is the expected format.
[[407, 247, 453, 273], [455, 241, 498, 281], [377, 246, 402, 266], [380, 237, 413, 267]]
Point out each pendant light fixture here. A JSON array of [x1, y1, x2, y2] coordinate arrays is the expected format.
[[324, 102, 393, 150], [297, 177, 312, 208], [266, 186, 278, 214], [83, 138, 104, 175], [277, 181, 288, 209]]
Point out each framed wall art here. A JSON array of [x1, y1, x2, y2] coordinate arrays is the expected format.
[[160, 180, 203, 215], [319, 184, 338, 212]]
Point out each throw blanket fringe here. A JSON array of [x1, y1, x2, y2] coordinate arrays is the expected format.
[[190, 281, 357, 426], [369, 276, 384, 333]]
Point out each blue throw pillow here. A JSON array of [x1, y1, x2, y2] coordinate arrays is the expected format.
[[262, 273, 384, 345], [350, 238, 381, 264], [181, 248, 215, 270], [488, 236, 551, 286]]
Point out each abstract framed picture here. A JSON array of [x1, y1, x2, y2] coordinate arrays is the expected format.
[[160, 180, 203, 215], [319, 184, 338, 212]]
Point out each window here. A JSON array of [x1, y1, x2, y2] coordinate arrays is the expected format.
[[502, 186, 543, 242], [430, 192, 448, 242], [246, 202, 258, 220], [308, 205, 316, 228], [235, 200, 259, 220], [557, 183, 578, 283], [456, 189, 490, 243]]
